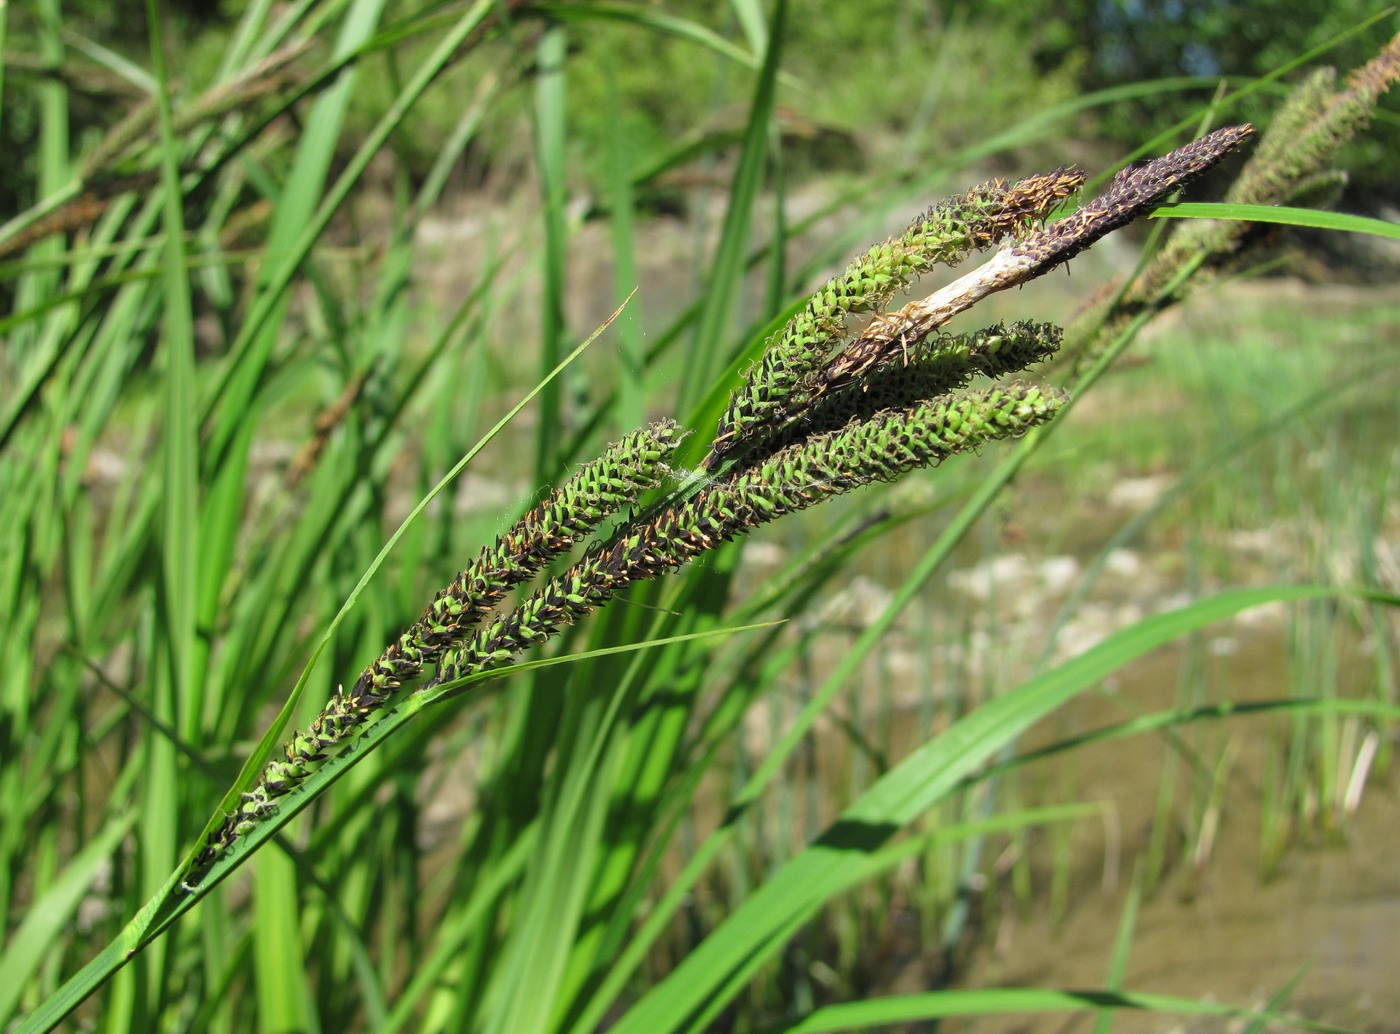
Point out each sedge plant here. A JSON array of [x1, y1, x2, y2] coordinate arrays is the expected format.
[[180, 125, 1254, 890], [6, 3, 1400, 1032]]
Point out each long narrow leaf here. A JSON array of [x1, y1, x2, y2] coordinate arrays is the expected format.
[[677, 0, 785, 410], [0, 815, 134, 1027], [774, 987, 1339, 1034], [1153, 201, 1400, 239]]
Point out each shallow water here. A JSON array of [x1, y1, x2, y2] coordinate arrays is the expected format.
[[780, 496, 1400, 1032], [949, 632, 1400, 1034]]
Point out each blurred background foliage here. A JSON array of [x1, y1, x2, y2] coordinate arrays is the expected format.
[[7, 0, 1397, 216]]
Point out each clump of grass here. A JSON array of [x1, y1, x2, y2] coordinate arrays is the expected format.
[[12, 8, 1399, 1030], [180, 126, 1253, 893]]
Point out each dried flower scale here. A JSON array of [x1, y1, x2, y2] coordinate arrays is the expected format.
[[181, 125, 1253, 890]]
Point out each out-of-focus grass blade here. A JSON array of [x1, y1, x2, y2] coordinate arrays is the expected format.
[[253, 852, 314, 1032], [1243, 968, 1310, 1034], [608, 586, 1368, 1034], [481, 729, 610, 1034], [0, 8, 9, 138], [677, 0, 785, 411], [533, 24, 569, 477], [1095, 870, 1143, 1034], [142, 2, 196, 1016], [0, 268, 162, 336], [146, 0, 197, 746], [0, 815, 133, 1028], [533, 3, 768, 70], [605, 70, 645, 431], [65, 30, 158, 92], [727, 0, 767, 51], [964, 76, 1227, 165], [772, 988, 1321, 1034], [382, 831, 539, 1032], [986, 696, 1400, 781], [1153, 201, 1400, 239]]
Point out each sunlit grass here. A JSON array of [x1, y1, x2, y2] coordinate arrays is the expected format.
[[2, 2, 1398, 1033]]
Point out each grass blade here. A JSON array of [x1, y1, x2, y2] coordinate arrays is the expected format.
[[775, 987, 1331, 1033], [1153, 201, 1400, 238], [677, 0, 785, 411], [0, 815, 133, 1027], [534, 24, 569, 477]]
